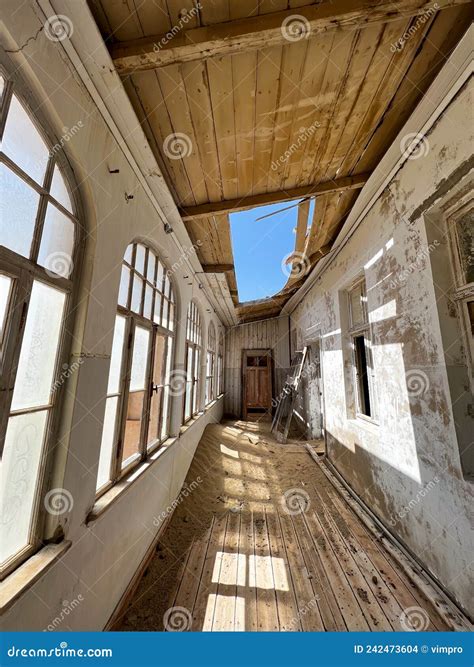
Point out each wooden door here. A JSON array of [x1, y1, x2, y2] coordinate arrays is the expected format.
[[242, 351, 272, 418]]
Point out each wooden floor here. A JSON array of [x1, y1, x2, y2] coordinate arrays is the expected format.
[[118, 421, 462, 632]]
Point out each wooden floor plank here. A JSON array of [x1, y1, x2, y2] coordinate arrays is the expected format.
[[253, 511, 280, 631], [213, 511, 241, 631], [237, 511, 258, 631]]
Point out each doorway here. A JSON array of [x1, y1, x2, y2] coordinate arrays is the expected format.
[[242, 349, 273, 420], [305, 339, 325, 442]]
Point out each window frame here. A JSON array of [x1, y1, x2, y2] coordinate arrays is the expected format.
[[0, 62, 83, 578], [206, 321, 216, 405], [446, 198, 474, 392], [217, 326, 224, 397], [96, 242, 176, 497], [183, 301, 202, 423], [347, 277, 378, 423]]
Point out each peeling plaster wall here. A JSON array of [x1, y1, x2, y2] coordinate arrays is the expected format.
[[1, 3, 223, 630], [291, 80, 474, 615], [224, 316, 290, 417]]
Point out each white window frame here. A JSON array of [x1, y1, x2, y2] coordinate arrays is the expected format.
[[183, 301, 202, 423], [96, 242, 176, 497], [347, 277, 378, 423], [0, 64, 81, 578], [206, 322, 216, 405], [217, 326, 224, 396]]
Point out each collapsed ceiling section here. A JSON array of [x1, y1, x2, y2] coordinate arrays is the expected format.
[[88, 0, 472, 323]]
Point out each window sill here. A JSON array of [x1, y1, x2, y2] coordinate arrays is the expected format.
[[350, 415, 380, 431], [88, 436, 178, 524], [0, 541, 71, 613]]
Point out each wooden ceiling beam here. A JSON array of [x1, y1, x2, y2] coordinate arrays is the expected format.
[[180, 173, 368, 221], [110, 0, 469, 74], [201, 264, 234, 273]]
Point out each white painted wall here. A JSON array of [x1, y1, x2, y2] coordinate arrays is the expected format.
[[290, 79, 474, 615], [1, 1, 223, 630]]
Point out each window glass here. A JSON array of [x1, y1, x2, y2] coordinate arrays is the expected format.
[[11, 281, 66, 411], [0, 273, 13, 344], [37, 204, 75, 278], [456, 211, 474, 285], [0, 164, 40, 257], [2, 95, 49, 184], [50, 165, 73, 213]]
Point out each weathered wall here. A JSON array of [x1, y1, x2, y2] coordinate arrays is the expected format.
[[224, 316, 290, 417], [290, 79, 474, 615], [1, 2, 223, 630]]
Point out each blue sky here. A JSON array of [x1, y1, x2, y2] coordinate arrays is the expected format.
[[230, 199, 313, 302]]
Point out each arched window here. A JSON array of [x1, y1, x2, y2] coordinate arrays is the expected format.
[[183, 301, 202, 423], [96, 243, 175, 494], [0, 70, 80, 575], [206, 322, 216, 405], [217, 327, 224, 396]]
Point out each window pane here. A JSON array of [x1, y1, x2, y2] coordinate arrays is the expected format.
[[50, 165, 73, 213], [160, 388, 170, 440], [37, 204, 75, 278], [0, 410, 48, 565], [124, 244, 133, 264], [156, 261, 164, 291], [350, 283, 366, 328], [184, 383, 192, 421], [96, 396, 118, 491], [456, 211, 474, 285], [148, 386, 162, 448], [0, 164, 39, 257], [146, 253, 156, 282], [11, 281, 66, 411], [154, 292, 162, 325], [148, 333, 166, 445], [0, 273, 13, 343], [144, 285, 153, 319], [162, 298, 169, 330], [168, 303, 174, 331], [107, 315, 126, 394], [118, 266, 130, 307], [122, 390, 144, 466], [131, 275, 143, 313], [130, 326, 149, 391], [2, 95, 49, 184], [135, 244, 146, 275], [0, 75, 5, 100]]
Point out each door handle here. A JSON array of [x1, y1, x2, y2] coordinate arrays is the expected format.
[[151, 382, 159, 396]]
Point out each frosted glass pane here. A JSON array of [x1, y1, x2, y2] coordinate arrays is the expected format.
[[0, 273, 13, 341], [146, 253, 156, 282], [0, 164, 39, 257], [3, 95, 49, 183], [50, 165, 72, 213], [124, 244, 133, 264], [154, 293, 162, 324], [118, 266, 130, 307], [107, 315, 125, 394], [135, 244, 146, 274], [0, 410, 48, 565], [131, 275, 142, 313], [156, 261, 164, 291], [37, 204, 75, 278], [168, 303, 174, 331], [143, 285, 153, 320], [130, 326, 149, 391], [96, 396, 118, 490], [162, 299, 169, 330], [11, 281, 65, 410], [161, 388, 170, 440], [0, 75, 4, 100]]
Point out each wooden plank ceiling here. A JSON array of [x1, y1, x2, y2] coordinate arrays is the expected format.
[[89, 0, 472, 323]]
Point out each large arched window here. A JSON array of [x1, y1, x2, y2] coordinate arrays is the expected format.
[[206, 322, 216, 405], [217, 327, 224, 396], [183, 301, 202, 423], [96, 243, 175, 494], [0, 70, 80, 575]]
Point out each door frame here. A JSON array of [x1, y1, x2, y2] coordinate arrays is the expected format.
[[241, 348, 273, 419], [306, 332, 327, 450]]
